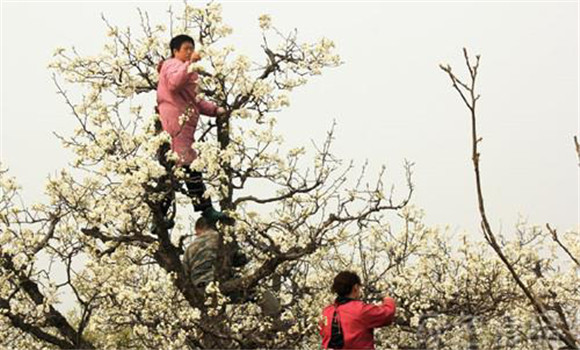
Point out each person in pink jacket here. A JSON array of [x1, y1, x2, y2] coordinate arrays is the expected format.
[[320, 271, 397, 349], [157, 34, 233, 225]]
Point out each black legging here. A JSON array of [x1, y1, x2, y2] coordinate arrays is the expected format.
[[183, 167, 213, 212]]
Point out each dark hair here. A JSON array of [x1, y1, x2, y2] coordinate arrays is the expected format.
[[332, 271, 361, 297], [195, 217, 215, 232], [170, 34, 195, 57]]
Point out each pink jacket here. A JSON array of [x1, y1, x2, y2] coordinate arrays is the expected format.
[[320, 297, 396, 349], [156, 58, 218, 166]]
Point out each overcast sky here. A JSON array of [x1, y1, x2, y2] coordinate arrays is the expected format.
[[1, 1, 578, 239]]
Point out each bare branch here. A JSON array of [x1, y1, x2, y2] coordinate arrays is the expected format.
[[441, 48, 578, 349], [546, 224, 580, 267]]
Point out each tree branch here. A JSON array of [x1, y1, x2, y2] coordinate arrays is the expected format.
[[440, 48, 578, 349]]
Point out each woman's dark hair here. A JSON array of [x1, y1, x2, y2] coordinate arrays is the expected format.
[[170, 34, 195, 56], [332, 271, 361, 297]]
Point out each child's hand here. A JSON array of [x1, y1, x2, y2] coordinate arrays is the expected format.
[[216, 107, 226, 116], [190, 51, 202, 62]]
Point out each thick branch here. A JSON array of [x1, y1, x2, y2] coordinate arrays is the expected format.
[[1, 252, 95, 349], [0, 298, 76, 349]]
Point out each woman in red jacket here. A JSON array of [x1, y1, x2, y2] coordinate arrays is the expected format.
[[320, 271, 396, 349]]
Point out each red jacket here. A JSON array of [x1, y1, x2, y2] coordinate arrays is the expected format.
[[320, 297, 396, 349]]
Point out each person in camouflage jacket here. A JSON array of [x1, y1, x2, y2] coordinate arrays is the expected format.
[[183, 217, 219, 289], [182, 217, 281, 316]]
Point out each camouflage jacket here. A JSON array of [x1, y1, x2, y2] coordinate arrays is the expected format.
[[183, 229, 219, 288]]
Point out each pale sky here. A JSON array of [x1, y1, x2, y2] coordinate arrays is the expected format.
[[1, 1, 578, 239]]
